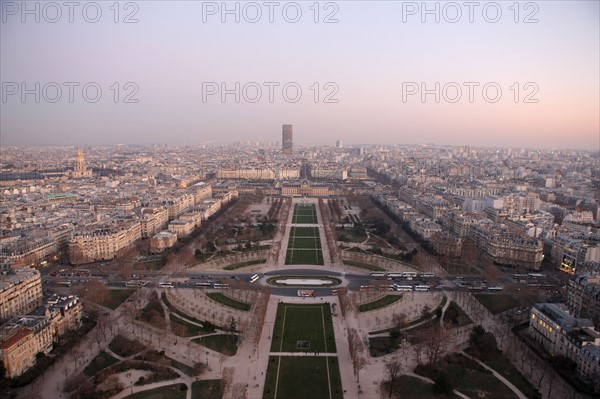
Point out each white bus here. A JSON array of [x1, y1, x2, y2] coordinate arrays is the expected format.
[[213, 283, 230, 289], [195, 282, 212, 288], [488, 286, 503, 292], [395, 285, 413, 292], [387, 273, 404, 278], [415, 285, 431, 292], [370, 272, 386, 277], [249, 274, 260, 283], [158, 282, 174, 288], [402, 272, 418, 278], [420, 272, 435, 278]]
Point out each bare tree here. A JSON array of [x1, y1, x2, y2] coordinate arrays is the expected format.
[[348, 328, 366, 382], [384, 357, 404, 398], [392, 313, 407, 330], [81, 280, 110, 306], [423, 326, 450, 366]]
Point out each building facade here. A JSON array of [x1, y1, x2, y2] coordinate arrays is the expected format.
[[0, 268, 42, 321], [68, 222, 142, 265], [0, 295, 82, 378], [529, 303, 600, 388], [282, 124, 293, 154], [567, 273, 600, 329]]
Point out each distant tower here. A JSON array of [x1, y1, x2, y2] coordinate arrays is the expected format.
[[282, 124, 293, 155], [71, 148, 92, 178], [336, 139, 342, 148]]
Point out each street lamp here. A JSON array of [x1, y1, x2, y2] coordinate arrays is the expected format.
[[206, 351, 209, 365]]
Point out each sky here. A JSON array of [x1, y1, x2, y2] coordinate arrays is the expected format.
[[1, 0, 599, 149]]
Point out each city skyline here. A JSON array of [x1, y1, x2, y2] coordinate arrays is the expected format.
[[1, 1, 599, 149]]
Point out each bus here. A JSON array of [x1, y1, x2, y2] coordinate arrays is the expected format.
[[57, 280, 72, 287], [488, 286, 503, 292], [298, 290, 315, 297], [402, 272, 417, 278], [158, 282, 174, 288], [213, 283, 230, 289], [415, 285, 431, 292], [126, 280, 145, 287], [420, 272, 435, 278], [378, 285, 395, 291], [249, 274, 260, 283], [195, 282, 212, 288], [387, 273, 404, 278], [395, 285, 413, 292], [360, 285, 375, 291], [370, 272, 386, 278]]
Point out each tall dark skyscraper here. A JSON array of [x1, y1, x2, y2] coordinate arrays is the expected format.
[[282, 124, 293, 154]]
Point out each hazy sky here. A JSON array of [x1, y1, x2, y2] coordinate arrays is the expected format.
[[1, 1, 599, 149]]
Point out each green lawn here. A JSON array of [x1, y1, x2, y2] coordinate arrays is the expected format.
[[287, 237, 321, 249], [286, 226, 324, 265], [193, 334, 239, 356], [292, 204, 318, 224], [270, 303, 336, 353], [167, 357, 195, 376], [336, 227, 367, 243], [223, 258, 267, 270], [289, 226, 320, 237], [83, 351, 120, 377], [263, 356, 343, 399], [386, 375, 461, 398], [206, 292, 251, 311], [369, 336, 401, 357], [108, 335, 146, 358], [285, 249, 324, 265], [161, 292, 214, 328], [123, 383, 188, 399], [170, 314, 210, 337], [358, 295, 402, 312], [293, 214, 318, 224], [416, 353, 519, 399], [404, 295, 448, 328], [101, 289, 134, 310], [467, 347, 541, 399], [443, 301, 473, 327], [474, 294, 521, 315], [191, 380, 223, 399]]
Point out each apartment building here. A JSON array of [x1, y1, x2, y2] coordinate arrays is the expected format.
[[68, 221, 142, 265], [0, 268, 42, 321], [530, 303, 600, 386], [468, 224, 543, 269], [168, 219, 195, 238], [567, 273, 600, 329], [0, 237, 58, 268], [0, 316, 53, 378], [0, 295, 82, 378], [140, 207, 169, 238]]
